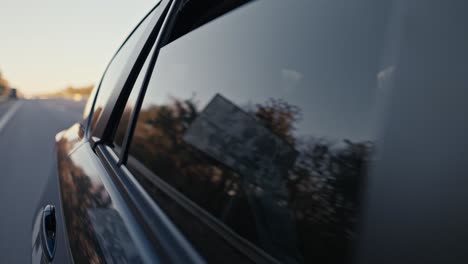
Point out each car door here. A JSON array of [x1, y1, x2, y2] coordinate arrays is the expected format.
[[31, 1, 176, 263], [108, 0, 396, 263]]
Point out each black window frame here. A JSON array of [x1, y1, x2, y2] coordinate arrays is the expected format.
[[111, 42, 158, 156]]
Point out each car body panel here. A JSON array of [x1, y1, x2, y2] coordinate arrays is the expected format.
[[32, 159, 73, 264], [46, 122, 160, 263]]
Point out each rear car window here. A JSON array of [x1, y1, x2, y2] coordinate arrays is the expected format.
[[126, 0, 392, 263]]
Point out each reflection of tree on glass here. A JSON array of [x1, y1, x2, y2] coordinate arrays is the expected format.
[[183, 94, 300, 262], [287, 138, 373, 263], [114, 106, 133, 147], [129, 93, 373, 264]]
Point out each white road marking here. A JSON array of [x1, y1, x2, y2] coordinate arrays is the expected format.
[[0, 101, 23, 134]]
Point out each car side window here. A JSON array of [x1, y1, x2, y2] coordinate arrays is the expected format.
[[126, 1, 391, 263], [88, 5, 157, 133]]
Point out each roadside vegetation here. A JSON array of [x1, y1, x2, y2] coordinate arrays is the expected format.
[[0, 70, 12, 97], [36, 85, 94, 101]]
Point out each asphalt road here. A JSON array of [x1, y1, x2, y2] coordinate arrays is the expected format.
[[0, 99, 85, 262]]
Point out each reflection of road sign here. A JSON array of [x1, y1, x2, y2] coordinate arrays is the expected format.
[[183, 94, 298, 192]]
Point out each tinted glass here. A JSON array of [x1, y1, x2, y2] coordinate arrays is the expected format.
[[128, 1, 392, 263], [89, 7, 155, 131]]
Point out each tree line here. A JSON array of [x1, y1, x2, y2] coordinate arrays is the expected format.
[[0, 69, 13, 96]]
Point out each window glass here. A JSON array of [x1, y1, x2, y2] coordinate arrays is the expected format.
[[89, 7, 155, 131], [113, 46, 155, 153], [128, 1, 392, 263]]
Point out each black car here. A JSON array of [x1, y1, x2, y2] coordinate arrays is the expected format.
[[32, 0, 468, 263]]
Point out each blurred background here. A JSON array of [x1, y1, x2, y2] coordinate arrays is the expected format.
[[0, 0, 157, 261], [0, 0, 157, 99]]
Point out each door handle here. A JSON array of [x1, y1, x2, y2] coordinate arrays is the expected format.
[[41, 205, 57, 261]]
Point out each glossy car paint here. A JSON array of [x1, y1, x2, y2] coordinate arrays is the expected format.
[[32, 157, 72, 264], [54, 125, 156, 263]]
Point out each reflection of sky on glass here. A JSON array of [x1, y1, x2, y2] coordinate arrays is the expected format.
[[142, 1, 391, 142], [0, 0, 158, 95]]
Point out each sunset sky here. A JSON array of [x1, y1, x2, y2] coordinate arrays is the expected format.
[[0, 0, 158, 96]]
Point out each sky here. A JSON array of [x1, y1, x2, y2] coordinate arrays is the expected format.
[[0, 0, 158, 96]]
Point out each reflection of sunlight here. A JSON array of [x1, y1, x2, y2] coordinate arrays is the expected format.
[[377, 66, 395, 91]]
